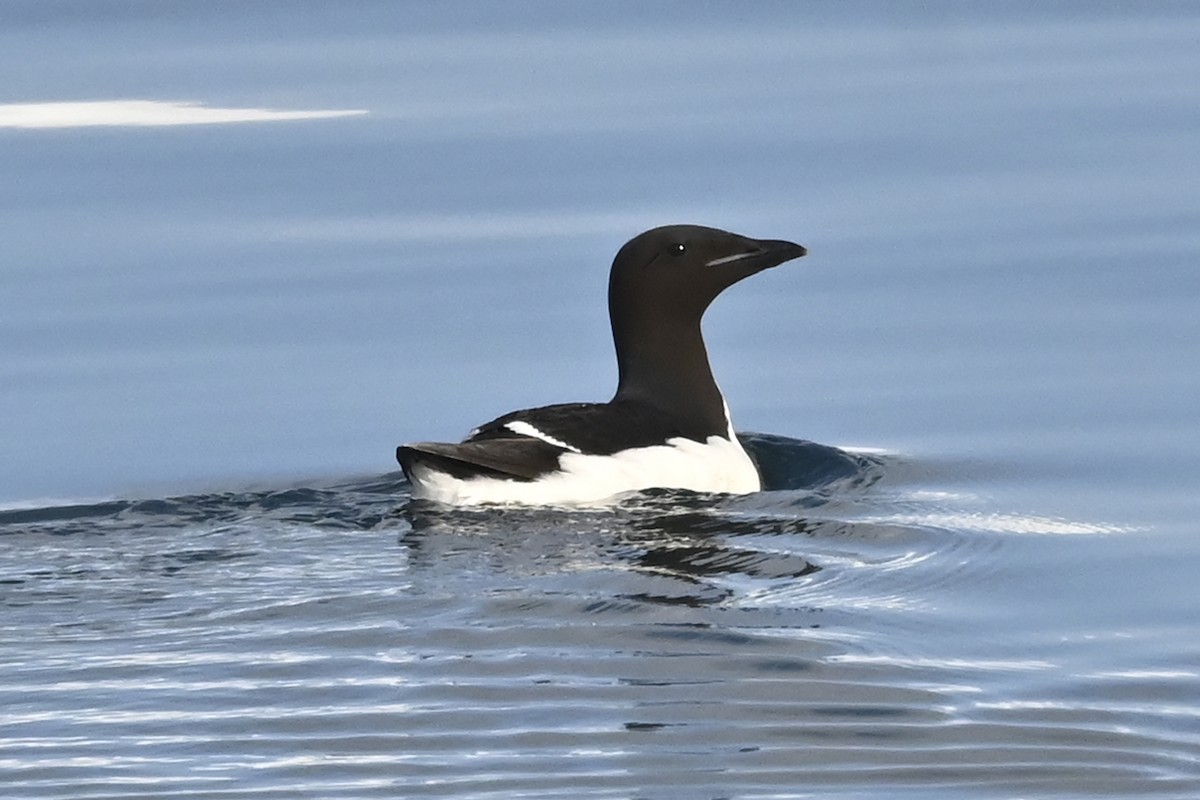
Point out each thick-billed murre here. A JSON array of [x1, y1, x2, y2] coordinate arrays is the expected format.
[[397, 224, 807, 505]]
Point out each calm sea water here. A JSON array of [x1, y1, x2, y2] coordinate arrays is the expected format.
[[2, 2, 1198, 798]]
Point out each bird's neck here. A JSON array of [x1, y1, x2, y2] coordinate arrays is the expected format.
[[610, 308, 730, 440]]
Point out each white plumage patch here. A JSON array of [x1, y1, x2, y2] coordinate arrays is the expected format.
[[406, 425, 760, 506], [502, 420, 582, 453]]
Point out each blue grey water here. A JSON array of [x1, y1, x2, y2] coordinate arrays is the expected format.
[[2, 2, 1198, 797]]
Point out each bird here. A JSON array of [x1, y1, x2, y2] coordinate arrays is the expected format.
[[397, 224, 807, 505]]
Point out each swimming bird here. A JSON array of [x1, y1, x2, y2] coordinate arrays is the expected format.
[[397, 224, 807, 505]]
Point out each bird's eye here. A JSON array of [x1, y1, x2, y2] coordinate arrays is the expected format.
[[671, 243, 686, 255]]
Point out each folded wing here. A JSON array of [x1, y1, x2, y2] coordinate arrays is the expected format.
[[396, 437, 564, 482], [396, 399, 692, 485]]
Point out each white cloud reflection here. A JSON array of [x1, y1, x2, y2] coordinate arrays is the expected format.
[[0, 100, 367, 129]]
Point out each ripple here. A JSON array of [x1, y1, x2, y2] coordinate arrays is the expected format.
[[1, 441, 1197, 798]]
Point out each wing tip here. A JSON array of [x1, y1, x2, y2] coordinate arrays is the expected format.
[[396, 442, 444, 475]]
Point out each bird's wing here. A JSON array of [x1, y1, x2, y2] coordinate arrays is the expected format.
[[398, 400, 694, 484], [468, 400, 687, 455], [396, 437, 564, 482]]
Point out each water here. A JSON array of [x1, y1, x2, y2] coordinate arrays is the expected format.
[[2, 2, 1199, 797]]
